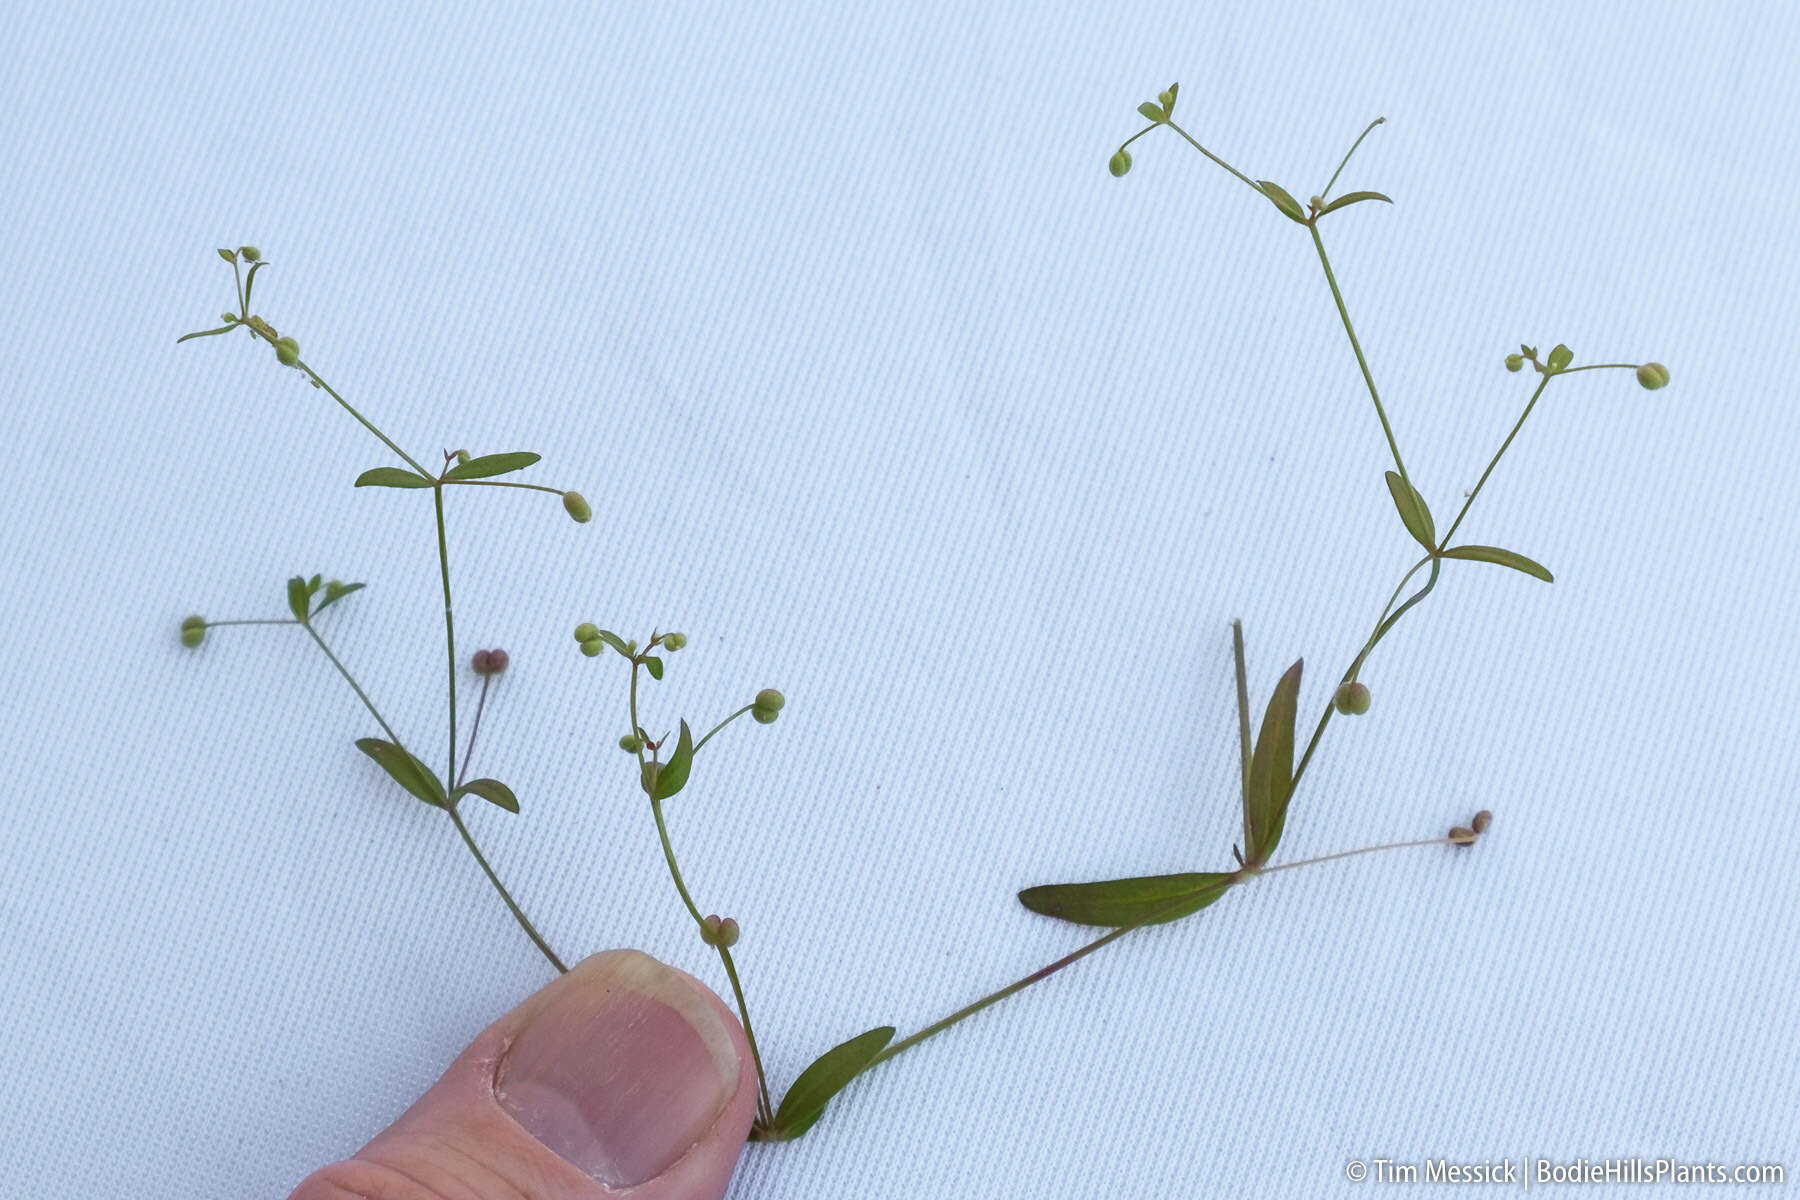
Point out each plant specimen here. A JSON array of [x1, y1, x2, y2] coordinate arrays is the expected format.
[[175, 85, 1669, 1149]]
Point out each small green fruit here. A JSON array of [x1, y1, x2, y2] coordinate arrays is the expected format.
[[754, 688, 785, 713], [1636, 362, 1669, 390], [275, 336, 300, 366], [221, 313, 238, 324], [619, 733, 643, 753], [752, 707, 778, 725], [562, 491, 591, 523], [700, 914, 723, 946], [180, 615, 206, 647], [1108, 149, 1132, 178], [575, 622, 600, 643], [1333, 681, 1371, 715], [579, 638, 603, 658], [717, 917, 740, 948], [239, 246, 261, 262], [1505, 353, 1524, 372], [663, 632, 687, 651]]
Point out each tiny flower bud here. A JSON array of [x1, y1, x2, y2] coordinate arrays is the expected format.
[[663, 632, 687, 651], [470, 649, 492, 675], [575, 622, 600, 643], [180, 615, 206, 647], [619, 733, 643, 753], [471, 648, 508, 676], [1309, 195, 1324, 210], [1108, 148, 1132, 178], [1333, 681, 1371, 715], [239, 246, 261, 262], [717, 917, 740, 948], [562, 490, 591, 523], [1448, 825, 1477, 846], [579, 638, 603, 658], [1505, 353, 1523, 372], [1471, 809, 1492, 834], [699, 915, 722, 946], [456, 449, 471, 465], [754, 688, 785, 713], [1635, 362, 1669, 390], [275, 336, 300, 366], [222, 313, 238, 324]]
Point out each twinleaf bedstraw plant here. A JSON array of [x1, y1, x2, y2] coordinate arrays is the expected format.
[[175, 84, 1671, 1151]]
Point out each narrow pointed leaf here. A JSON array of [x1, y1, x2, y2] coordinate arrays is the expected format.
[[1319, 189, 1393, 215], [445, 451, 540, 481], [1440, 544, 1554, 582], [771, 1026, 896, 1140], [354, 737, 446, 807], [243, 260, 264, 309], [176, 323, 239, 343], [313, 580, 366, 615], [652, 719, 694, 799], [454, 777, 519, 813], [356, 467, 434, 488], [1245, 659, 1302, 865], [597, 630, 630, 657], [644, 655, 664, 680], [1138, 101, 1166, 122], [1383, 470, 1437, 550], [1018, 871, 1236, 927], [286, 576, 310, 622], [1257, 180, 1308, 223]]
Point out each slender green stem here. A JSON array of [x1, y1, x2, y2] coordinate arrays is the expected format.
[[456, 675, 490, 790], [302, 622, 402, 746], [868, 822, 1467, 1071], [1437, 373, 1552, 548], [1255, 835, 1453, 877], [442, 479, 566, 497], [434, 485, 458, 793], [1231, 619, 1252, 853], [649, 797, 705, 926], [203, 617, 299, 628], [238, 321, 427, 476], [693, 705, 755, 755], [1321, 116, 1385, 201], [717, 946, 776, 1124], [1552, 363, 1640, 374], [447, 804, 568, 973], [1164, 120, 1265, 196], [1309, 223, 1411, 485]]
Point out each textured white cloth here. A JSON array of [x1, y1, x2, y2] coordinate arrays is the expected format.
[[4, 2, 1797, 1196]]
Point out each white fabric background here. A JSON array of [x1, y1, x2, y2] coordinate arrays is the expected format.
[[4, 2, 1797, 1196]]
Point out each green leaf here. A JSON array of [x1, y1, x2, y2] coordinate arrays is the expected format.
[[355, 467, 434, 488], [1018, 871, 1236, 927], [644, 655, 664, 680], [1547, 343, 1573, 371], [313, 580, 366, 615], [453, 777, 519, 813], [1440, 545, 1554, 582], [445, 451, 541, 481], [176, 323, 239, 343], [1318, 190, 1393, 215], [354, 737, 446, 807], [1138, 101, 1166, 123], [217, 248, 237, 262], [653, 719, 694, 799], [769, 1026, 896, 1140], [286, 576, 310, 622], [243, 260, 264, 310], [1245, 659, 1302, 866], [597, 629, 630, 657], [1384, 470, 1437, 550], [1257, 180, 1308, 223], [1159, 83, 1178, 116]]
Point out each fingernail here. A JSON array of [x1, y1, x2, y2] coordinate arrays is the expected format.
[[496, 951, 740, 1187]]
